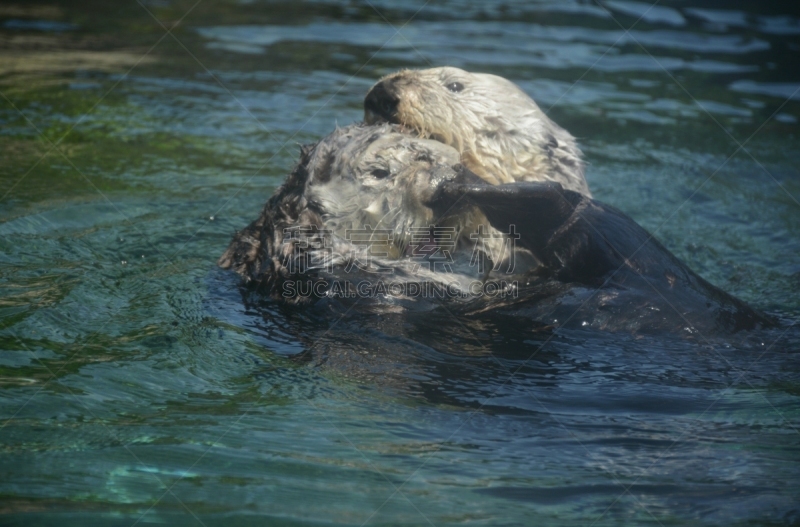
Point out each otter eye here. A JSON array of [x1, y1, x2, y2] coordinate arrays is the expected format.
[[371, 168, 391, 179], [446, 81, 464, 93]]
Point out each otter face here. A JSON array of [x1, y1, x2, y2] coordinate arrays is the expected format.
[[365, 67, 491, 155], [365, 67, 589, 196], [219, 123, 485, 298], [298, 123, 468, 258]]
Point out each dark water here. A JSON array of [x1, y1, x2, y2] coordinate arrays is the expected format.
[[1, 1, 799, 525]]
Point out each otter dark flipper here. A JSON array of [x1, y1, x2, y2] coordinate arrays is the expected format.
[[437, 181, 577, 274], [439, 180, 776, 331], [438, 180, 638, 284]]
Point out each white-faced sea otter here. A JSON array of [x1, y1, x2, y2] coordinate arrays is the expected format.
[[364, 66, 590, 196]]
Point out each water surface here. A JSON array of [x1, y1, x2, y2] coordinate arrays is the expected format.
[[1, 1, 799, 525]]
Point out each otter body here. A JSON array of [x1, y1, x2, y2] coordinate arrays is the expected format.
[[365, 66, 590, 196], [221, 123, 771, 333], [433, 181, 774, 333]]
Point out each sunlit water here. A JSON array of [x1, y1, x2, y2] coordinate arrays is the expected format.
[[1, 1, 799, 525]]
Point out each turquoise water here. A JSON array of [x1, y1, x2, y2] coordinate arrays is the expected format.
[[1, 1, 799, 525]]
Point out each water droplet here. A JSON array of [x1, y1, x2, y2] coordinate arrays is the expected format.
[[209, 215, 215, 221]]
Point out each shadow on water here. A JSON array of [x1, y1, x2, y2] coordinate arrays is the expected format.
[[208, 268, 800, 415]]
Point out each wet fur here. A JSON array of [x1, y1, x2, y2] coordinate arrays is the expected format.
[[218, 123, 501, 304]]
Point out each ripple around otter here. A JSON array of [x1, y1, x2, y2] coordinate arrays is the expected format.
[[0, 0, 799, 525]]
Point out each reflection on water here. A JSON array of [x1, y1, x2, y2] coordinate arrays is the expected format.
[[0, 0, 799, 525]]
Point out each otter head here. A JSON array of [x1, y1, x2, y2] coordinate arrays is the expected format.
[[364, 66, 589, 196], [302, 123, 473, 258], [219, 123, 486, 301]]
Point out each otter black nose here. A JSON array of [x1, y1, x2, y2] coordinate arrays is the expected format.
[[364, 81, 399, 123]]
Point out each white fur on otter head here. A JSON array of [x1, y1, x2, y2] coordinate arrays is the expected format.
[[218, 123, 512, 302], [365, 66, 590, 196]]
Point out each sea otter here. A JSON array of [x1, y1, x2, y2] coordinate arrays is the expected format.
[[220, 123, 772, 333], [218, 123, 514, 307], [364, 66, 590, 196]]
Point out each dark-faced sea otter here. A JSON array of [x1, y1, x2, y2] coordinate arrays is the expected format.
[[220, 123, 773, 334]]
